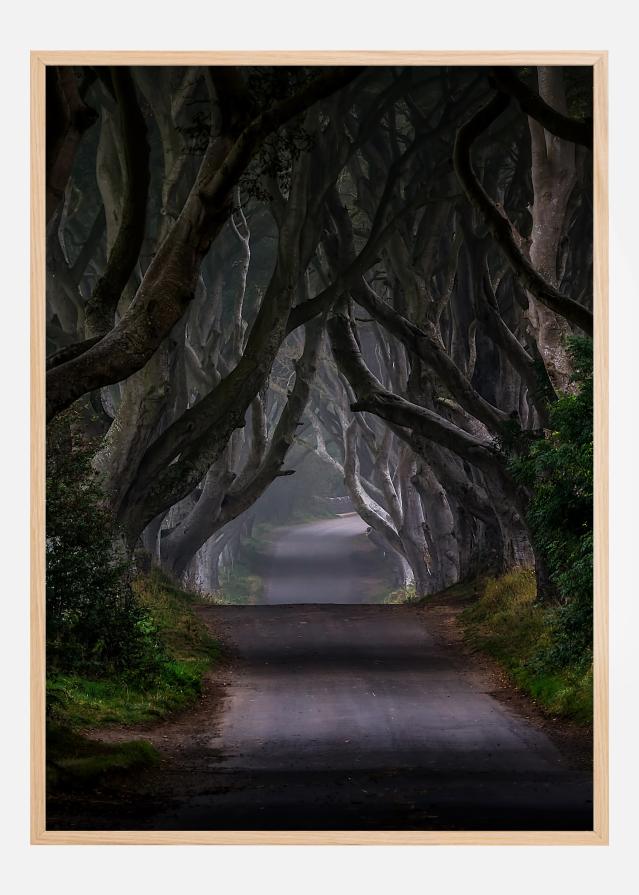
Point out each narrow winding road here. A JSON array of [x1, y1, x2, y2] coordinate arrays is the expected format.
[[48, 515, 592, 831]]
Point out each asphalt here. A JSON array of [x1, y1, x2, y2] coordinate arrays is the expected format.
[[47, 516, 593, 831], [143, 602, 592, 831]]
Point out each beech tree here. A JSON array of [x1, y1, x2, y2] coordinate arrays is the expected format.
[[46, 63, 593, 601]]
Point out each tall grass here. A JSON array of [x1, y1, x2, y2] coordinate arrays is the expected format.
[[461, 570, 592, 724]]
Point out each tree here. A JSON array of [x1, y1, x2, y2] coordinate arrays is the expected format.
[[45, 63, 594, 612]]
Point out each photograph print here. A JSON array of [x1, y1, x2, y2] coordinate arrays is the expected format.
[[38, 56, 602, 840]]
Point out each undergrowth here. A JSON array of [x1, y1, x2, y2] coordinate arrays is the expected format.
[[217, 561, 264, 605], [461, 569, 592, 724], [47, 568, 222, 788], [384, 584, 418, 604], [48, 568, 221, 729]]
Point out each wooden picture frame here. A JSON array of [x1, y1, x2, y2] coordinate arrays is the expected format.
[[31, 50, 609, 845]]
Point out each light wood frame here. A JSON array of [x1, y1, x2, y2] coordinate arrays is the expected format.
[[30, 50, 609, 846]]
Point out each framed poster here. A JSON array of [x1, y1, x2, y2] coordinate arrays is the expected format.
[[31, 51, 608, 844]]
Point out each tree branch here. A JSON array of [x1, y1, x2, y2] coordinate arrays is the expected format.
[[46, 67, 99, 224], [83, 68, 151, 338], [491, 67, 592, 150], [46, 67, 362, 422], [328, 307, 507, 480], [453, 92, 593, 335]]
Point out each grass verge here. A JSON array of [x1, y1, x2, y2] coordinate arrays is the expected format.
[[212, 522, 280, 604], [47, 568, 222, 788], [48, 568, 221, 728], [384, 584, 418, 604], [460, 569, 592, 724], [217, 561, 264, 605], [47, 723, 159, 790]]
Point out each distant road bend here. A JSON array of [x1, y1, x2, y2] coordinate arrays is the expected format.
[[261, 513, 385, 604]]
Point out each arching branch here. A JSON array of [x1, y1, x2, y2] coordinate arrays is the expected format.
[[328, 306, 510, 482], [46, 67, 362, 422], [453, 92, 593, 335], [491, 67, 592, 150]]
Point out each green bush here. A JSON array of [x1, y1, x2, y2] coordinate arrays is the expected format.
[[46, 413, 163, 680], [509, 336, 593, 668]]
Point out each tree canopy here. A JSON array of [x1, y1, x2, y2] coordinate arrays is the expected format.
[[46, 63, 594, 654]]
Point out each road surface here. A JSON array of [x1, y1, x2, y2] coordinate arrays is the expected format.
[[142, 604, 591, 830], [260, 514, 388, 604], [47, 517, 592, 831]]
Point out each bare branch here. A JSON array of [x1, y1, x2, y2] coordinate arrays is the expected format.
[[453, 92, 593, 335]]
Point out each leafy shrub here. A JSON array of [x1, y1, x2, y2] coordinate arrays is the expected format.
[[47, 568, 221, 730], [46, 413, 164, 680], [509, 337, 593, 668]]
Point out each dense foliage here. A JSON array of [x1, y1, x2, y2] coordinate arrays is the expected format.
[[510, 337, 593, 667], [462, 571, 592, 723], [47, 567, 221, 734], [46, 415, 163, 679]]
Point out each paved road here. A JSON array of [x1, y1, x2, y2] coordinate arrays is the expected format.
[[143, 603, 591, 831], [261, 514, 388, 604], [47, 517, 592, 831]]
